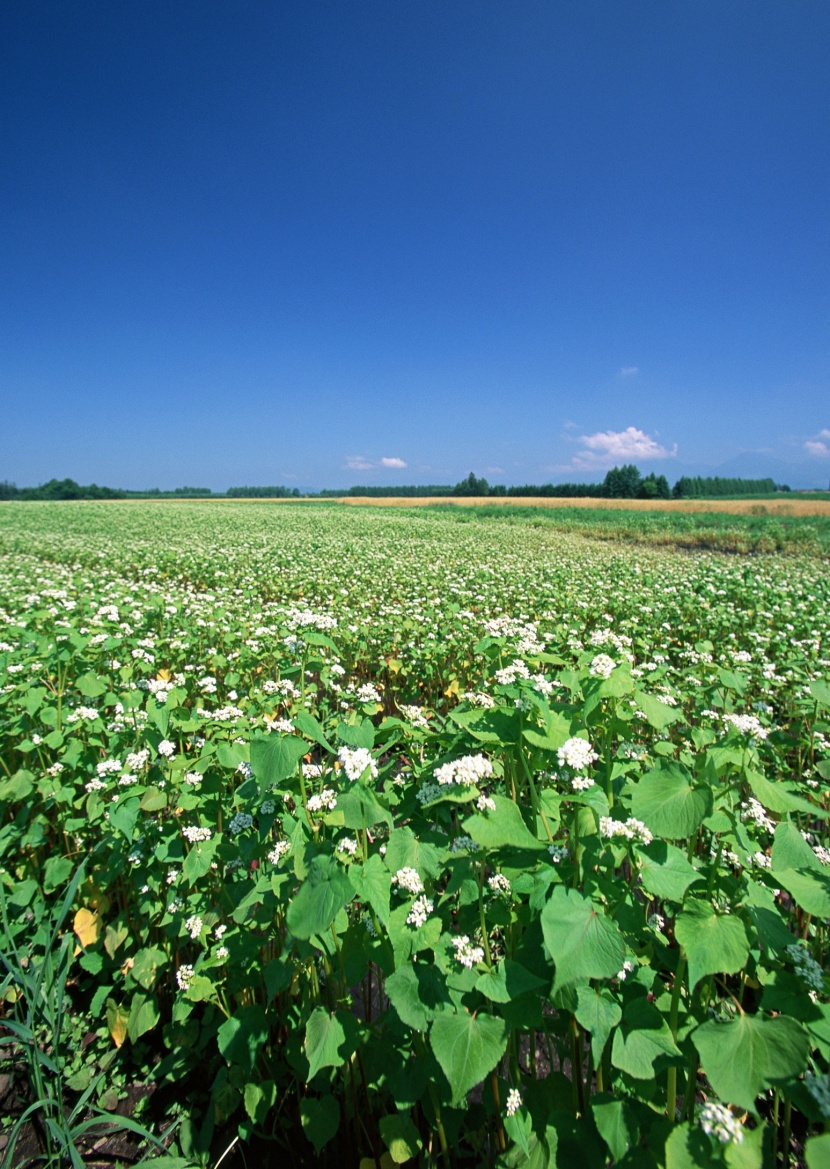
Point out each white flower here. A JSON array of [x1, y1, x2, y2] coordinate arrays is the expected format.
[[303, 762, 324, 779], [337, 837, 358, 856], [487, 873, 511, 897], [571, 776, 595, 791], [407, 895, 433, 927], [722, 712, 769, 741], [268, 841, 291, 864], [215, 946, 229, 960], [338, 746, 378, 782], [392, 867, 424, 896], [617, 959, 635, 981], [182, 825, 212, 843], [506, 1088, 522, 1117], [306, 789, 337, 813], [698, 1102, 744, 1145], [157, 739, 176, 758], [228, 812, 254, 834], [557, 737, 598, 772], [433, 754, 493, 788], [176, 964, 194, 991], [452, 935, 485, 969], [589, 654, 616, 678], [184, 771, 203, 786], [185, 915, 203, 939], [599, 817, 653, 845], [477, 795, 496, 813], [548, 844, 569, 864]]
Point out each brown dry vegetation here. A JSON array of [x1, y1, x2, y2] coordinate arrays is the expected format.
[[335, 494, 830, 516]]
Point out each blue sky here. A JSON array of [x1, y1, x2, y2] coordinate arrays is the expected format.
[[2, 1, 828, 491]]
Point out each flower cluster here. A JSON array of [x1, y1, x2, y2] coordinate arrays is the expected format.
[[557, 737, 598, 771], [407, 895, 433, 927], [433, 754, 493, 787], [452, 935, 485, 968], [599, 817, 653, 845], [338, 745, 378, 782], [391, 867, 424, 896], [698, 1102, 744, 1145]]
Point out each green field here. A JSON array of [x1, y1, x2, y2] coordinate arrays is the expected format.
[[1, 501, 829, 1168]]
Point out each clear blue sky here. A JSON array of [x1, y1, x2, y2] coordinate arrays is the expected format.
[[2, 1, 828, 491]]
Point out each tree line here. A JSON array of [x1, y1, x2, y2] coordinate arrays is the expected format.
[[0, 469, 793, 503]]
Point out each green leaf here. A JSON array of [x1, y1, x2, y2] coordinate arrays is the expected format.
[[217, 1005, 268, 1075], [772, 867, 830, 918], [747, 770, 823, 817], [462, 795, 545, 852], [243, 1079, 276, 1124], [675, 898, 750, 991], [630, 763, 709, 841], [429, 1010, 508, 1104], [139, 786, 167, 811], [379, 1113, 423, 1164], [43, 856, 73, 893], [337, 718, 375, 749], [338, 782, 393, 830], [304, 1007, 359, 1080], [216, 741, 247, 769], [348, 852, 392, 926], [299, 1094, 340, 1155], [385, 963, 447, 1031], [109, 797, 141, 842], [771, 820, 824, 873], [77, 671, 107, 697], [575, 986, 622, 1064], [692, 1014, 810, 1112], [540, 886, 625, 992], [286, 855, 354, 939], [634, 690, 685, 730], [130, 946, 168, 990], [610, 997, 681, 1080], [740, 882, 794, 953], [250, 734, 306, 789], [475, 959, 546, 1004], [182, 837, 219, 885], [806, 1134, 830, 1169], [127, 992, 160, 1042], [591, 1097, 638, 1162], [384, 826, 443, 879], [638, 841, 703, 903], [809, 680, 830, 708], [665, 1122, 715, 1169], [293, 710, 335, 752]]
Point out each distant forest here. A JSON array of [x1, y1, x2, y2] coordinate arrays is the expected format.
[[0, 468, 795, 503]]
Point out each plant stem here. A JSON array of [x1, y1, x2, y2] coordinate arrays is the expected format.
[[666, 951, 686, 1120]]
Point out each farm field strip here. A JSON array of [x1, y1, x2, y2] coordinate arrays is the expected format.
[[0, 501, 829, 1168]]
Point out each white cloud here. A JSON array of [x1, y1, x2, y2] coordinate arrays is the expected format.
[[571, 426, 677, 470], [804, 429, 830, 458], [380, 456, 407, 469], [344, 455, 373, 471], [486, 465, 504, 475], [619, 366, 639, 377]]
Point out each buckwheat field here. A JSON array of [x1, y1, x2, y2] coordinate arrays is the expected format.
[[1, 501, 829, 1168]]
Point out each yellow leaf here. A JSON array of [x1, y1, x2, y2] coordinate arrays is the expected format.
[[444, 678, 460, 698], [106, 999, 129, 1049], [73, 908, 100, 948], [157, 669, 172, 681], [386, 658, 403, 675]]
